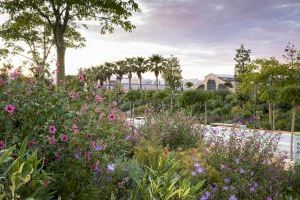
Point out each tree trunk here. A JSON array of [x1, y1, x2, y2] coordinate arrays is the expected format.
[[139, 74, 142, 90], [268, 101, 272, 129], [171, 90, 174, 113], [130, 101, 133, 118], [108, 76, 111, 90], [54, 24, 66, 86], [291, 105, 296, 160], [272, 102, 276, 131], [205, 103, 208, 125], [155, 74, 159, 90], [56, 45, 66, 85], [128, 72, 132, 90]]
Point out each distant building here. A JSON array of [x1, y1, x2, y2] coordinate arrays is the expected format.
[[193, 73, 236, 93]]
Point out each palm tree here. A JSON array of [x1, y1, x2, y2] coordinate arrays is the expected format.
[[114, 60, 128, 84], [103, 62, 114, 90], [95, 65, 107, 87], [126, 58, 135, 90], [149, 54, 165, 90], [133, 57, 148, 90]]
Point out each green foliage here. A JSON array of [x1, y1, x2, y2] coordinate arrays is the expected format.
[[0, 138, 53, 200], [132, 152, 205, 200]]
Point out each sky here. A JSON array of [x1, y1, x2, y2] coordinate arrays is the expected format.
[[2, 0, 300, 80]]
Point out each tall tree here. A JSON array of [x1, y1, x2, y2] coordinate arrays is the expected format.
[[234, 44, 251, 81], [162, 56, 182, 112], [103, 62, 114, 90], [283, 43, 300, 69], [133, 57, 148, 90], [114, 60, 128, 84], [149, 54, 165, 90], [0, 13, 54, 68], [0, 0, 140, 85], [126, 57, 134, 90]]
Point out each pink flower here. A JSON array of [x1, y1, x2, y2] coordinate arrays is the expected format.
[[28, 140, 37, 148], [49, 125, 57, 135], [68, 91, 79, 100], [0, 140, 5, 149], [78, 70, 86, 83], [71, 124, 80, 134], [48, 136, 57, 145], [9, 68, 21, 80], [5, 104, 15, 113], [0, 78, 5, 86], [108, 112, 117, 121], [94, 94, 104, 103], [60, 134, 69, 143], [92, 160, 100, 172]]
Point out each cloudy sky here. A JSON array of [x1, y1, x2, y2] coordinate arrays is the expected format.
[[3, 0, 300, 79]]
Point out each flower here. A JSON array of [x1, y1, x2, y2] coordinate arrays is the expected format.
[[196, 166, 205, 174], [267, 197, 272, 200], [235, 158, 240, 164], [229, 195, 238, 200], [48, 136, 57, 145], [224, 178, 230, 183], [108, 112, 116, 121], [94, 94, 104, 103], [71, 124, 80, 134], [199, 191, 211, 200], [191, 171, 197, 176], [223, 186, 229, 191], [60, 134, 69, 142], [92, 160, 100, 172], [0, 140, 5, 149], [28, 140, 37, 148], [5, 104, 15, 114], [91, 141, 105, 151], [107, 164, 115, 173], [239, 168, 245, 174], [249, 186, 256, 192], [49, 125, 57, 135]]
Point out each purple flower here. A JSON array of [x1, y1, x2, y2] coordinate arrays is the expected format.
[[107, 164, 115, 173], [267, 197, 272, 200], [60, 134, 69, 142], [235, 158, 240, 164], [249, 186, 256, 192], [74, 153, 81, 160], [5, 104, 16, 114], [224, 178, 230, 183], [0, 140, 5, 149], [199, 191, 211, 200], [223, 186, 229, 191], [196, 166, 205, 174], [49, 125, 57, 135], [229, 195, 238, 200], [191, 171, 197, 176], [194, 162, 200, 168], [239, 168, 245, 174], [91, 141, 105, 151]]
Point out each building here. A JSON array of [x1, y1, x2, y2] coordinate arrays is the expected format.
[[193, 73, 236, 93]]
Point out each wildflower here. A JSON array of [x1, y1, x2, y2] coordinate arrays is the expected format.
[[9, 68, 21, 80], [191, 171, 197, 176], [212, 183, 218, 192], [235, 158, 240, 164], [107, 164, 115, 173], [49, 125, 57, 135], [199, 191, 211, 200], [94, 94, 104, 103], [91, 141, 105, 151], [224, 178, 230, 183], [0, 140, 5, 149], [196, 166, 205, 174], [74, 153, 81, 160], [223, 186, 229, 191], [108, 112, 117, 121], [249, 186, 256, 192], [71, 124, 80, 134], [239, 168, 245, 174], [267, 197, 272, 200], [92, 160, 100, 172], [60, 134, 69, 142], [48, 136, 57, 145], [28, 140, 37, 148], [5, 104, 16, 114], [229, 195, 238, 200]]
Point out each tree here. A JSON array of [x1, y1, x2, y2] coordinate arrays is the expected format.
[[126, 57, 134, 90], [103, 62, 115, 90], [133, 57, 148, 90], [0, 0, 140, 85], [0, 12, 54, 68], [185, 82, 194, 89], [283, 43, 300, 69], [234, 44, 251, 80], [162, 56, 182, 112], [123, 90, 142, 117], [114, 60, 128, 84], [149, 54, 165, 90]]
